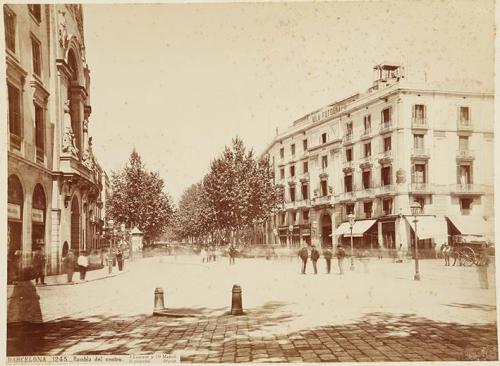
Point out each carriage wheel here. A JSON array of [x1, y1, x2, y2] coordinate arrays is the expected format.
[[461, 246, 475, 266]]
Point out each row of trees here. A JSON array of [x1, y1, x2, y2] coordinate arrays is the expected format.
[[106, 137, 282, 246], [175, 137, 283, 245]]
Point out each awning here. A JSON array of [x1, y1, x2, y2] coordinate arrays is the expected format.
[[447, 215, 494, 242], [405, 215, 448, 243], [332, 220, 377, 237]]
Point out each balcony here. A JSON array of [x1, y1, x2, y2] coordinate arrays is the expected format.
[[360, 128, 372, 140], [449, 184, 485, 196], [284, 201, 297, 210], [456, 149, 475, 160], [343, 134, 354, 145], [411, 117, 428, 129], [312, 195, 333, 206], [408, 183, 434, 194], [287, 176, 297, 186], [457, 120, 473, 132], [376, 184, 396, 197], [342, 160, 355, 173], [295, 199, 311, 208], [357, 186, 375, 198], [359, 155, 373, 169], [378, 149, 393, 164], [337, 190, 356, 202], [411, 148, 430, 160], [380, 121, 393, 133]]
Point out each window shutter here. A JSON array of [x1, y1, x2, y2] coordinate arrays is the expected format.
[[470, 163, 473, 184], [412, 105, 415, 119], [411, 164, 415, 184], [456, 165, 461, 184]]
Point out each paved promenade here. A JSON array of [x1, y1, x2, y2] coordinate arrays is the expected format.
[[7, 255, 498, 362]]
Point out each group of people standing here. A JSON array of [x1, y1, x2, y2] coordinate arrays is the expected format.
[[298, 244, 346, 275], [200, 246, 217, 263], [63, 250, 89, 284]]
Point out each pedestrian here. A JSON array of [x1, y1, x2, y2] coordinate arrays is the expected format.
[[310, 245, 320, 274], [229, 245, 237, 265], [77, 251, 89, 281], [323, 247, 333, 274], [442, 244, 451, 266], [201, 247, 207, 263], [377, 243, 383, 260], [298, 244, 309, 274], [33, 245, 47, 285], [335, 244, 346, 275], [477, 244, 490, 289], [65, 249, 76, 283], [116, 249, 124, 271], [395, 244, 403, 263]]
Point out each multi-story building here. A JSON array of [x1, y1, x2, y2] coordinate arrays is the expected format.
[[262, 64, 494, 254], [5, 4, 106, 280]]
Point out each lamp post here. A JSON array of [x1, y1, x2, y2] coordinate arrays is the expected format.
[[107, 219, 114, 274], [410, 201, 421, 281], [348, 213, 355, 271]]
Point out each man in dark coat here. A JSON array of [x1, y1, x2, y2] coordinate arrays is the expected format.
[[33, 246, 46, 285], [298, 245, 309, 274], [335, 244, 346, 275], [323, 247, 333, 274], [310, 245, 320, 274]]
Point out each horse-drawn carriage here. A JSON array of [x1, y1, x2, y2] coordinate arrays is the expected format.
[[449, 234, 491, 266]]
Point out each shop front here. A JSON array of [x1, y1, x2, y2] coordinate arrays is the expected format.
[[8, 175, 23, 283]]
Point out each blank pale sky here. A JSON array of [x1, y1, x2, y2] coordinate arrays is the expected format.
[[83, 0, 494, 203]]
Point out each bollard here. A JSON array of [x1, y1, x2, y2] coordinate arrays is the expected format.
[[154, 287, 166, 312], [230, 284, 243, 315]]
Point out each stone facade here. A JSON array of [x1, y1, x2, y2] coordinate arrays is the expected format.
[[5, 4, 106, 278], [262, 64, 494, 253]]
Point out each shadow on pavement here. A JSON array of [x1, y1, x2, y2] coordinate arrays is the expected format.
[[7, 303, 498, 362]]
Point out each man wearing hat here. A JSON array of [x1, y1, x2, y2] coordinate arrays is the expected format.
[[335, 244, 346, 275]]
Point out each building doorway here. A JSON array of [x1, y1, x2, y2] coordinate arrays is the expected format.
[[321, 213, 332, 248]]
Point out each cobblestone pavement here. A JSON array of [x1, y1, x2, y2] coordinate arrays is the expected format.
[[7, 256, 498, 362]]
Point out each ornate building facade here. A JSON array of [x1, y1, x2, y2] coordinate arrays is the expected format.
[[5, 4, 105, 279], [262, 64, 494, 254]]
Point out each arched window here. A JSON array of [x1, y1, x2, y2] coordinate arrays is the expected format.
[[32, 184, 46, 251], [8, 175, 24, 253]]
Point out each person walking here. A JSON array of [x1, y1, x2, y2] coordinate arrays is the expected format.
[[335, 244, 346, 275], [201, 247, 207, 263], [298, 245, 309, 274], [323, 247, 333, 274], [65, 250, 76, 283], [77, 251, 89, 281], [310, 245, 320, 274], [229, 245, 237, 265], [442, 244, 451, 266], [33, 245, 46, 285], [116, 249, 124, 271]]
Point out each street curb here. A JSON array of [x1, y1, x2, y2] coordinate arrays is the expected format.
[[36, 269, 129, 287]]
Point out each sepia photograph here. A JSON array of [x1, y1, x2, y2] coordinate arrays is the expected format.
[[3, 0, 497, 364]]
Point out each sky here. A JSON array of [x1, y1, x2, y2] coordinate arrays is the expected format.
[[83, 0, 494, 203]]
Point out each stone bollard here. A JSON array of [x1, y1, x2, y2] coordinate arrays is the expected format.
[[230, 284, 243, 315], [154, 287, 166, 312]]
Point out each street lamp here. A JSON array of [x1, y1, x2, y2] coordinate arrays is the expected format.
[[348, 213, 355, 271], [107, 219, 114, 274], [410, 201, 421, 281]]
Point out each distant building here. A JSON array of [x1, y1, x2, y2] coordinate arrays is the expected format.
[[5, 4, 106, 278], [261, 64, 494, 254]]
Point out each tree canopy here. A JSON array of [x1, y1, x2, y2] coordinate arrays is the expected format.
[[175, 137, 282, 244], [107, 150, 174, 243]]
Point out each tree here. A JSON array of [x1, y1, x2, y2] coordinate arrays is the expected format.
[[107, 150, 174, 243]]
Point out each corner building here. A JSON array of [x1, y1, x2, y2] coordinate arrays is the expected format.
[[262, 64, 494, 255], [5, 4, 105, 278]]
